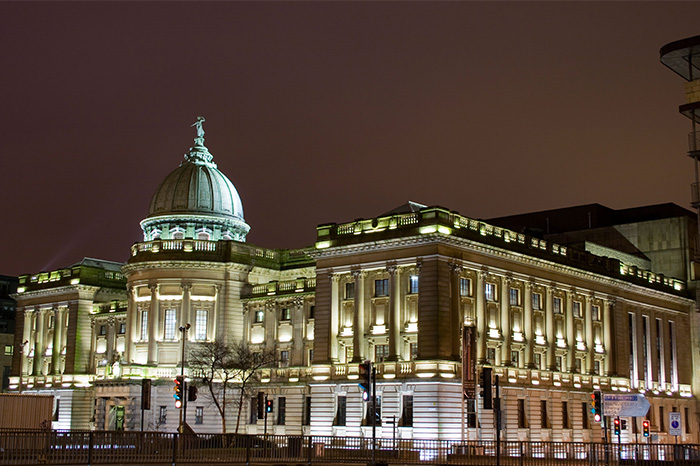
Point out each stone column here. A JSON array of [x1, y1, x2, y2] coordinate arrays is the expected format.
[[292, 297, 305, 366], [106, 317, 115, 365], [125, 287, 137, 363], [524, 281, 534, 368], [33, 310, 44, 375], [603, 298, 613, 376], [449, 263, 462, 361], [476, 271, 487, 363], [147, 284, 158, 365], [546, 287, 556, 371], [565, 289, 575, 372], [329, 274, 340, 362], [352, 269, 365, 362], [387, 265, 402, 361], [585, 294, 594, 374], [501, 277, 511, 366], [51, 305, 61, 375]]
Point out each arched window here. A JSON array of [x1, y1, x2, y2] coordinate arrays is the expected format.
[[170, 227, 185, 240]]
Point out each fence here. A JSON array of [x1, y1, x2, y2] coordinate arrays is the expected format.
[[0, 431, 699, 466]]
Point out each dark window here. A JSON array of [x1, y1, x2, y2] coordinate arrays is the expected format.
[[582, 402, 589, 429], [254, 310, 264, 323], [375, 344, 389, 362], [276, 397, 286, 425], [375, 279, 389, 297], [466, 398, 477, 428], [280, 350, 289, 364], [309, 306, 315, 319], [592, 305, 600, 321], [195, 407, 203, 424], [509, 288, 520, 306], [159, 406, 167, 424], [366, 396, 382, 426], [573, 301, 582, 318], [410, 343, 418, 360], [118, 323, 126, 334], [281, 308, 291, 321], [460, 278, 471, 296], [541, 400, 549, 428], [485, 283, 496, 301], [99, 325, 107, 336], [303, 396, 311, 426], [334, 396, 346, 426], [532, 293, 542, 310], [345, 282, 355, 300], [562, 401, 569, 429], [249, 397, 257, 424], [659, 406, 665, 431], [401, 395, 413, 427], [553, 297, 562, 314], [518, 399, 527, 428]]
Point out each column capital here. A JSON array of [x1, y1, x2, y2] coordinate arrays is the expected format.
[[181, 282, 192, 292], [386, 263, 398, 275], [449, 262, 462, 275], [351, 269, 364, 280]]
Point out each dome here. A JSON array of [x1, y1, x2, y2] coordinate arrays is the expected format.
[[140, 118, 250, 242]]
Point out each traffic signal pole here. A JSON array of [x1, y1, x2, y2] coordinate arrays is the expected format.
[[371, 365, 376, 466]]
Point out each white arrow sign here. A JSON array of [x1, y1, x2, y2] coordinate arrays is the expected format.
[[603, 393, 651, 417]]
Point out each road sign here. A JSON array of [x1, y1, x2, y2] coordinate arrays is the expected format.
[[669, 412, 682, 436], [603, 393, 651, 417]]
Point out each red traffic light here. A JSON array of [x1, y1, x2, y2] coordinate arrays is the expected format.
[[643, 419, 650, 437]]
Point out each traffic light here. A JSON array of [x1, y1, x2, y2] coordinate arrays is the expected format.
[[266, 399, 274, 413], [359, 361, 372, 402], [613, 417, 620, 436], [173, 376, 184, 408], [479, 367, 493, 410], [591, 391, 602, 422], [188, 385, 198, 402], [643, 419, 650, 437]]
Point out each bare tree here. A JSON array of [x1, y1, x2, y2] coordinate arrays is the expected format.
[[188, 340, 276, 433]]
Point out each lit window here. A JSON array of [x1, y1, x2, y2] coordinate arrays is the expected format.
[[4, 345, 12, 356], [140, 310, 148, 340], [509, 288, 520, 306], [164, 309, 176, 340], [408, 275, 419, 294], [195, 310, 208, 340], [254, 310, 264, 324], [375, 279, 389, 297], [460, 278, 471, 296], [485, 283, 497, 302]]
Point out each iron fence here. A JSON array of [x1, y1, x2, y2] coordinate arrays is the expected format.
[[0, 430, 698, 466]]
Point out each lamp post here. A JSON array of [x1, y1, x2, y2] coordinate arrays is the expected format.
[[178, 324, 190, 433], [17, 340, 28, 393]]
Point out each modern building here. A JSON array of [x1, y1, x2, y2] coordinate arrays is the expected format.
[[9, 121, 698, 442]]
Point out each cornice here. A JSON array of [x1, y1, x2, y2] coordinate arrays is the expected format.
[[15, 284, 101, 301], [122, 260, 255, 275]]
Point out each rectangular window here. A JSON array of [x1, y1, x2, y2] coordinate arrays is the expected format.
[[574, 358, 582, 374], [594, 360, 601, 376], [119, 322, 126, 334], [4, 345, 13, 356], [140, 310, 148, 340], [195, 310, 208, 340], [375, 344, 389, 362], [249, 397, 258, 424], [487, 348, 496, 365], [553, 297, 562, 314], [581, 402, 589, 429], [485, 283, 496, 302], [534, 353, 542, 370], [532, 293, 542, 310], [48, 315, 54, 329], [460, 278, 471, 297], [573, 301, 582, 318], [659, 406, 665, 431], [509, 288, 520, 306], [276, 397, 286, 425], [556, 356, 563, 372], [100, 325, 107, 336], [280, 350, 290, 364], [541, 400, 549, 428], [345, 282, 355, 300], [254, 310, 264, 324], [195, 407, 203, 424], [303, 396, 311, 426], [669, 321, 677, 388], [592, 305, 600, 321], [562, 401, 569, 429], [164, 309, 176, 340], [281, 308, 291, 321], [309, 306, 315, 319], [643, 316, 651, 388], [334, 396, 346, 426], [159, 406, 167, 424], [656, 318, 665, 385], [518, 399, 527, 428], [309, 349, 314, 364], [466, 398, 477, 428], [368, 395, 382, 426], [686, 407, 691, 434], [511, 350, 519, 367], [629, 313, 637, 384], [401, 395, 413, 427], [375, 279, 389, 297], [410, 343, 418, 360], [409, 275, 419, 294]]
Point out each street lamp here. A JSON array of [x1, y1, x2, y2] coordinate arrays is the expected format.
[[178, 323, 190, 432], [17, 340, 28, 393]]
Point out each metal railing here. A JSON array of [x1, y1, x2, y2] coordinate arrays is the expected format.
[[0, 430, 699, 465]]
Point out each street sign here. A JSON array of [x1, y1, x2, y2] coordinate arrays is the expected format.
[[669, 412, 682, 436], [603, 393, 651, 417]]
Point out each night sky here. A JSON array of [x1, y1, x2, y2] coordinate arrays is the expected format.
[[3, 2, 700, 277]]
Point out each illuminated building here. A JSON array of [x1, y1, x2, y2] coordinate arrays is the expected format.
[[10, 122, 698, 441]]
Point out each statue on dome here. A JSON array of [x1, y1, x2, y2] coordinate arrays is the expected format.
[[192, 116, 206, 138]]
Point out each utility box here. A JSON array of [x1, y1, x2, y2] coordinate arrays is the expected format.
[[0, 393, 54, 429]]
